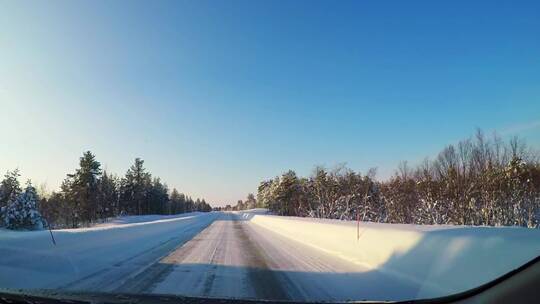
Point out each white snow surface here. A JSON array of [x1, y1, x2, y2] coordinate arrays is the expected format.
[[246, 211, 540, 298], [0, 212, 218, 290], [0, 210, 539, 301]]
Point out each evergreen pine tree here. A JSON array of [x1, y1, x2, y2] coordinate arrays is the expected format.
[[69, 151, 102, 223], [4, 181, 44, 230], [120, 158, 151, 215], [0, 169, 22, 210]]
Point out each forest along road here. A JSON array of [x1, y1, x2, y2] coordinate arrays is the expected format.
[[115, 212, 420, 302]]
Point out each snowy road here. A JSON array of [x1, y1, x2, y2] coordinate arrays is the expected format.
[[0, 213, 219, 292], [2, 212, 417, 301], [116, 212, 420, 301], [2, 211, 539, 302]]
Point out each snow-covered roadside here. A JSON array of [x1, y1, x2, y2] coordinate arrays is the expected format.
[[3, 209, 539, 301], [244, 212, 540, 299], [85, 212, 206, 230], [0, 212, 218, 290]]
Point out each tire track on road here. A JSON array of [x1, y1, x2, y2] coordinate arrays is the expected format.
[[125, 212, 290, 300], [233, 218, 289, 300]]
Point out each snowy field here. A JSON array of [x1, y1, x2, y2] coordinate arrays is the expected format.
[[1, 210, 539, 301]]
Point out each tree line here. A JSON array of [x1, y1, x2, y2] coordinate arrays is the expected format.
[[251, 130, 540, 228], [0, 151, 212, 229]]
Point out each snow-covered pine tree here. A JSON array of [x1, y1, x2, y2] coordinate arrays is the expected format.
[[4, 181, 45, 230], [0, 170, 23, 219]]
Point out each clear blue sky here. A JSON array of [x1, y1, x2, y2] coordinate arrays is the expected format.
[[1, 0, 539, 206]]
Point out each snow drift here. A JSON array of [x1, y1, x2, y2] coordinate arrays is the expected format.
[[245, 212, 540, 298]]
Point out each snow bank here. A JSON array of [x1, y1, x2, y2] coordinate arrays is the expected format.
[[247, 214, 540, 298], [91, 212, 205, 229], [235, 208, 269, 215]]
